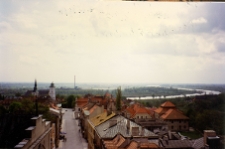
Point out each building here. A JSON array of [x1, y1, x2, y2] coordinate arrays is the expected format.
[[123, 103, 167, 131], [103, 134, 160, 149], [95, 115, 159, 149], [87, 111, 116, 149], [80, 102, 105, 139], [203, 130, 220, 149], [76, 92, 117, 140], [14, 115, 52, 149], [123, 103, 154, 120], [24, 80, 56, 100], [49, 107, 64, 148], [154, 101, 189, 131], [159, 138, 198, 149], [76, 92, 115, 112]]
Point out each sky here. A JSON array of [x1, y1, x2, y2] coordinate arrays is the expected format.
[[0, 0, 225, 84]]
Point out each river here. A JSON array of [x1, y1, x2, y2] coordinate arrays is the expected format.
[[127, 86, 221, 100]]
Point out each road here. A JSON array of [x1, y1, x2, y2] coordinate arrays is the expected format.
[[57, 108, 87, 149]]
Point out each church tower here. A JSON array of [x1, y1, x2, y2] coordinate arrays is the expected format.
[[49, 82, 56, 100], [32, 79, 38, 96], [33, 79, 37, 92]]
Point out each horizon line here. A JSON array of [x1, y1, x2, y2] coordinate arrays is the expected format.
[[0, 82, 225, 85]]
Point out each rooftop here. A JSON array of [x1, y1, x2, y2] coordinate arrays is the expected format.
[[160, 109, 189, 120], [160, 138, 204, 149], [95, 115, 158, 139], [160, 101, 176, 108], [89, 111, 116, 127], [125, 103, 153, 118]]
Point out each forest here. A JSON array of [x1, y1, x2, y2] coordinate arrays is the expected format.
[[138, 93, 225, 135]]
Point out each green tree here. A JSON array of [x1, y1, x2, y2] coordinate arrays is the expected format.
[[62, 95, 76, 108], [21, 98, 34, 113], [116, 86, 122, 111], [38, 103, 49, 114], [9, 102, 22, 113], [66, 95, 76, 108], [15, 92, 21, 97]]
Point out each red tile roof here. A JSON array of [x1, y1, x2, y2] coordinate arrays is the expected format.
[[140, 142, 159, 148], [160, 101, 176, 108], [78, 93, 113, 109], [154, 107, 168, 115], [126, 141, 138, 149], [154, 101, 189, 120], [126, 140, 159, 149], [160, 109, 189, 120], [125, 103, 153, 118], [104, 134, 126, 149], [76, 97, 88, 108]]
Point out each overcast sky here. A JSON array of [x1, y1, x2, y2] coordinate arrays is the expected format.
[[0, 0, 225, 84]]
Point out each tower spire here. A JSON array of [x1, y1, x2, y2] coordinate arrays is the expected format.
[[33, 79, 37, 92]]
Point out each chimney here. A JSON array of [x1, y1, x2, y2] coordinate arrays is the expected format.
[[204, 130, 220, 148], [204, 130, 216, 145], [127, 119, 130, 129], [131, 127, 139, 136], [168, 130, 172, 139], [109, 120, 117, 127], [107, 110, 112, 116]]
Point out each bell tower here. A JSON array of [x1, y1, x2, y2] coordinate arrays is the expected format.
[[49, 82, 56, 100]]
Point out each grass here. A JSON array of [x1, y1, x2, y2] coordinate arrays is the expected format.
[[180, 131, 203, 139]]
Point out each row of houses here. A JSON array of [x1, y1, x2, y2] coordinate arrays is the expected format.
[[75, 92, 221, 149]]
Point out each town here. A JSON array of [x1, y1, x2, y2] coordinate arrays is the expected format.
[[0, 81, 224, 149], [1, 0, 225, 148]]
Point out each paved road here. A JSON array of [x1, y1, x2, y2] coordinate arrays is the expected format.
[[57, 108, 87, 149]]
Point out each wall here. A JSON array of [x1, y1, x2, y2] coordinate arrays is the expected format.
[[166, 120, 189, 131], [134, 113, 152, 119], [14, 115, 52, 149]]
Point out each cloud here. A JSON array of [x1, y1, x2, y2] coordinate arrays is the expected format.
[[191, 17, 207, 24], [1, 1, 225, 83], [0, 21, 12, 32], [216, 41, 225, 53]]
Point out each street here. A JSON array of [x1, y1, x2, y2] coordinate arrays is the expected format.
[[57, 108, 87, 149]]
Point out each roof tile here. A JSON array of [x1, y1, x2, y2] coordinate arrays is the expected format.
[[160, 109, 189, 120]]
